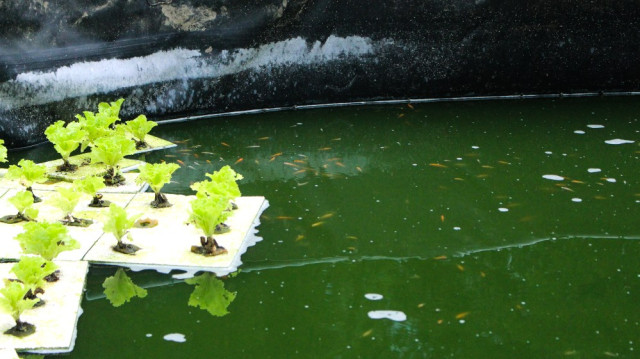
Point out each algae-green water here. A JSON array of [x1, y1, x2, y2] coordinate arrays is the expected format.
[[14, 97, 640, 358]]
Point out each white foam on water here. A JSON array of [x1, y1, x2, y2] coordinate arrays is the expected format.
[[453, 226, 461, 231], [498, 208, 509, 212], [605, 178, 617, 183], [368, 310, 407, 322], [574, 130, 585, 134], [587, 168, 601, 173], [364, 293, 383, 301], [471, 146, 479, 149], [587, 124, 605, 128], [604, 139, 635, 145], [544, 151, 553, 155], [163, 333, 186, 343], [571, 198, 582, 202], [542, 174, 564, 181]]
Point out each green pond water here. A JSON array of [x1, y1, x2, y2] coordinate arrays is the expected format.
[[12, 97, 640, 358]]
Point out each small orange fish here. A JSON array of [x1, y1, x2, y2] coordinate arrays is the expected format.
[[453, 177, 464, 181], [176, 159, 185, 166], [455, 311, 470, 319], [276, 216, 294, 220], [258, 137, 270, 140], [327, 157, 340, 162], [319, 212, 334, 220], [235, 158, 243, 164], [294, 159, 307, 164], [174, 139, 190, 144], [284, 162, 299, 168], [362, 329, 373, 337], [571, 180, 585, 184], [476, 174, 489, 178], [440, 215, 445, 222], [397, 113, 405, 118], [437, 319, 443, 324], [433, 255, 447, 260], [356, 166, 363, 172], [456, 264, 465, 271], [319, 147, 332, 151], [429, 163, 448, 168], [311, 221, 324, 227], [417, 303, 425, 308], [295, 234, 305, 241], [165, 154, 176, 158], [193, 153, 199, 158], [497, 160, 511, 165], [480, 271, 486, 277], [221, 142, 230, 147], [293, 169, 307, 175], [407, 103, 414, 110], [346, 235, 358, 240], [481, 165, 494, 169], [206, 160, 211, 164], [335, 162, 345, 167], [347, 246, 356, 251]]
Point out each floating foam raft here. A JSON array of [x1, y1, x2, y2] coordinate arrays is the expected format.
[[0, 261, 89, 354], [84, 195, 269, 277]]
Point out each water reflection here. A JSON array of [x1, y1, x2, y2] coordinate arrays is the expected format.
[[100, 268, 236, 318]]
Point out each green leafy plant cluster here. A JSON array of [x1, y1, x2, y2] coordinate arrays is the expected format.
[[135, 162, 180, 208], [16, 221, 80, 262], [0, 190, 39, 224], [11, 256, 58, 300], [5, 159, 47, 202], [102, 268, 147, 307], [44, 120, 87, 172], [0, 139, 7, 163], [103, 203, 141, 254], [74, 176, 109, 207], [49, 186, 93, 226], [90, 134, 137, 185], [189, 194, 232, 256], [191, 165, 243, 203], [119, 114, 157, 149], [0, 280, 38, 336]]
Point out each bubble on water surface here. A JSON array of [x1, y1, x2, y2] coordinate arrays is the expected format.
[[574, 130, 585, 134], [605, 139, 635, 145], [368, 310, 407, 322], [163, 333, 186, 343], [544, 151, 553, 155], [365, 293, 383, 301], [605, 178, 617, 183], [587, 124, 605, 128], [542, 174, 564, 181], [587, 168, 601, 173], [498, 208, 509, 212], [471, 146, 479, 149], [571, 198, 582, 202], [146, 333, 152, 338], [453, 226, 461, 231]]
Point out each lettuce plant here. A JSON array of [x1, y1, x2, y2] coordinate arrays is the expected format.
[[74, 176, 109, 207], [185, 272, 236, 317], [97, 98, 125, 122], [103, 203, 142, 254], [0, 281, 38, 337], [75, 111, 116, 152], [121, 115, 157, 149], [5, 159, 48, 202], [90, 134, 136, 185], [49, 186, 93, 227], [15, 221, 80, 281], [190, 165, 243, 233], [0, 139, 7, 163], [135, 162, 180, 208], [44, 120, 87, 172], [10, 255, 58, 305], [0, 190, 38, 224], [189, 195, 232, 256]]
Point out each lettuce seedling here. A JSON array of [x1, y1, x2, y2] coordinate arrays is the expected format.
[[0, 190, 39, 224], [97, 98, 125, 122], [44, 120, 87, 172], [5, 159, 48, 202], [74, 176, 110, 207], [185, 272, 236, 317], [190, 165, 243, 206], [190, 165, 243, 233], [75, 111, 117, 152], [122, 114, 157, 149], [189, 195, 232, 256], [103, 203, 142, 255], [16, 221, 80, 281], [102, 268, 147, 307], [90, 134, 136, 186], [135, 162, 180, 208], [0, 281, 38, 337], [0, 139, 7, 163], [10, 256, 58, 305], [49, 186, 93, 227]]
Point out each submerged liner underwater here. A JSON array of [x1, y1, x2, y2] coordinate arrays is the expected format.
[[1, 0, 640, 147]]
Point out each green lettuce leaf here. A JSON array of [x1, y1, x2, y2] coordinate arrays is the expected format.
[[74, 176, 106, 196], [10, 256, 58, 292], [0, 281, 38, 321], [90, 134, 136, 167], [135, 162, 179, 194], [16, 221, 80, 261], [103, 203, 140, 241], [49, 187, 82, 216], [5, 159, 47, 188], [0, 139, 7, 163], [189, 195, 232, 237], [44, 121, 87, 161], [123, 115, 157, 144]]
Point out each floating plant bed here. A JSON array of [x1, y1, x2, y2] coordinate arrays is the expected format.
[[0, 191, 136, 261], [83, 195, 268, 277], [0, 172, 146, 194], [0, 261, 88, 354], [0, 348, 18, 358], [40, 154, 143, 182]]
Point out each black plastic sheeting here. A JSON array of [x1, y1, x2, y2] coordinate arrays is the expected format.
[[1, 0, 640, 147]]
